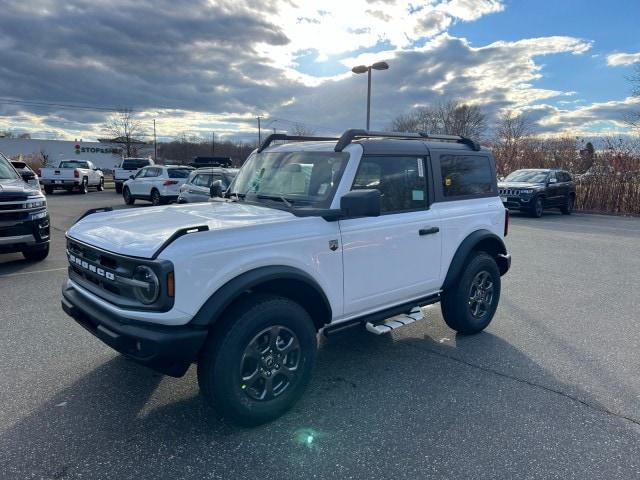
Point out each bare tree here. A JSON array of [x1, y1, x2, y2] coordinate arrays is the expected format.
[[390, 100, 487, 139], [492, 110, 534, 174], [624, 64, 640, 132], [103, 109, 144, 157], [290, 123, 316, 136]]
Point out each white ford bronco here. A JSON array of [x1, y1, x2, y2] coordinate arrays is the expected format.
[[62, 130, 511, 425]]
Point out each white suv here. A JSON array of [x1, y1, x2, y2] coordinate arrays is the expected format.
[[62, 130, 511, 426], [122, 165, 194, 205]]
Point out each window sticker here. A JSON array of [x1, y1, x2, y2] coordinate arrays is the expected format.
[[317, 183, 328, 195], [417, 158, 424, 177], [412, 189, 424, 201]]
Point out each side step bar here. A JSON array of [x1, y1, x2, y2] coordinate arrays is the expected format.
[[365, 307, 425, 335]]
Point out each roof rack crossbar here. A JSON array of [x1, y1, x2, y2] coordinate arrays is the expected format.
[[334, 129, 481, 152], [258, 133, 339, 153]]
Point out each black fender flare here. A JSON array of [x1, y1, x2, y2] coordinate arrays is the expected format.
[[189, 265, 332, 328], [442, 230, 509, 290]]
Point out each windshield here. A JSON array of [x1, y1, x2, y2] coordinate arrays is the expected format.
[[504, 170, 549, 183], [60, 161, 90, 169], [122, 159, 149, 169], [0, 153, 20, 180], [230, 151, 349, 208]]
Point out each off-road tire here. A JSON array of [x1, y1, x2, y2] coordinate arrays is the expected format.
[[441, 252, 501, 335], [123, 186, 135, 205], [22, 244, 50, 262], [197, 294, 317, 426], [529, 196, 544, 218], [560, 194, 574, 215]]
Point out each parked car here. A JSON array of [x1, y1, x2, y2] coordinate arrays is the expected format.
[[498, 168, 576, 217], [113, 157, 154, 194], [122, 165, 194, 205], [0, 152, 50, 261], [62, 129, 510, 426], [10, 160, 41, 191], [177, 167, 239, 203], [39, 159, 104, 194]]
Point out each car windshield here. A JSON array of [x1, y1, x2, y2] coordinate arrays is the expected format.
[[60, 161, 90, 169], [168, 168, 192, 178], [230, 151, 349, 208], [0, 153, 20, 180], [505, 170, 549, 183]]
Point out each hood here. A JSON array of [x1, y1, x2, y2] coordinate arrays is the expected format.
[[498, 181, 544, 189], [67, 201, 297, 258], [0, 178, 42, 197]]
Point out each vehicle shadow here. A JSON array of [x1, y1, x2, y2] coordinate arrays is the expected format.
[[2, 317, 639, 479]]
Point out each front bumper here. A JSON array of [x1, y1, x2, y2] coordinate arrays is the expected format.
[[61, 283, 207, 377], [501, 195, 534, 209], [0, 214, 50, 254]]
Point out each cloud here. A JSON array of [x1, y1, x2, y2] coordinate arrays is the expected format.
[[607, 52, 640, 66]]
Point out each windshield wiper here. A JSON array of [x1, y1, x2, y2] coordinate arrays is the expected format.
[[255, 194, 293, 208]]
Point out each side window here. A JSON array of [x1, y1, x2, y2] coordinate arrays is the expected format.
[[352, 156, 427, 214], [193, 174, 212, 187], [440, 155, 493, 198], [211, 173, 225, 188], [145, 167, 160, 178], [134, 168, 147, 179], [549, 171, 557, 183]]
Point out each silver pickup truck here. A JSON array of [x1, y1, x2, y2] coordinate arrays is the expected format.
[[40, 159, 104, 194]]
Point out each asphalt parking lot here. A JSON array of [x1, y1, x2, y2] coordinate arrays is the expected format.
[[1, 191, 639, 479]]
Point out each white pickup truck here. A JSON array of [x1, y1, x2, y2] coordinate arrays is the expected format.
[[40, 159, 104, 194], [113, 157, 154, 194]]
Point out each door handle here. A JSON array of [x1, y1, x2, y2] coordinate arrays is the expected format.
[[419, 227, 440, 236]]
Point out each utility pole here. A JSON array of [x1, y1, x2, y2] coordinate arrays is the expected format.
[[212, 132, 215, 156], [257, 116, 263, 145], [153, 119, 157, 162]]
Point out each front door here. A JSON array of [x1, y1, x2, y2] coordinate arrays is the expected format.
[[339, 155, 442, 316]]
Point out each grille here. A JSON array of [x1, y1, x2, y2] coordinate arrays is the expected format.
[[499, 188, 523, 196], [0, 224, 31, 237], [0, 211, 29, 221], [0, 194, 28, 202]]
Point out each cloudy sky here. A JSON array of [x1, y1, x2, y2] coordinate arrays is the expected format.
[[0, 0, 639, 142]]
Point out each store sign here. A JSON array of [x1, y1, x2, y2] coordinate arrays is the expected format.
[[74, 143, 122, 155]]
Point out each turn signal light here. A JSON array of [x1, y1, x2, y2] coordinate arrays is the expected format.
[[167, 272, 175, 297]]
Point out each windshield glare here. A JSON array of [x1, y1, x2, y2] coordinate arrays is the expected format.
[[505, 170, 549, 183], [0, 153, 20, 180], [231, 151, 349, 207]]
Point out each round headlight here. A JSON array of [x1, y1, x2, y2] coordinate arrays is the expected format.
[[132, 266, 160, 304]]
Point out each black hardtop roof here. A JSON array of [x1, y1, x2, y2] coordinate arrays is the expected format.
[[258, 129, 485, 155]]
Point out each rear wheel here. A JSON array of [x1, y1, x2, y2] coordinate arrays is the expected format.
[[22, 244, 49, 262], [560, 194, 574, 215], [44, 185, 53, 195], [79, 178, 88, 194], [115, 182, 122, 194], [441, 252, 501, 335], [150, 189, 161, 206], [97, 177, 104, 191], [529, 196, 544, 218], [197, 294, 317, 426], [123, 186, 135, 205]]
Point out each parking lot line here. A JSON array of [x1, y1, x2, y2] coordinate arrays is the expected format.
[[0, 267, 67, 278]]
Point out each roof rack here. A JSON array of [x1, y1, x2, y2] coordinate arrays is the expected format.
[[257, 133, 339, 153], [334, 129, 481, 152]]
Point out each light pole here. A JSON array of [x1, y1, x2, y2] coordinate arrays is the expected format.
[[352, 61, 389, 130]]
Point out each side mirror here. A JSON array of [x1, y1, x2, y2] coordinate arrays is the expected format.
[[21, 171, 35, 182], [129, 175, 135, 180], [549, 178, 557, 184], [498, 176, 505, 182], [210, 180, 224, 198], [340, 189, 381, 218]]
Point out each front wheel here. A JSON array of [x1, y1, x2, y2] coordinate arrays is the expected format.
[[115, 182, 122, 194], [123, 186, 135, 205], [22, 244, 50, 262], [441, 252, 501, 335], [197, 294, 317, 426], [150, 189, 161, 206], [97, 177, 104, 191], [529, 196, 544, 218]]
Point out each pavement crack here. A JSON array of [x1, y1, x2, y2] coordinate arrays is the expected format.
[[403, 341, 640, 428]]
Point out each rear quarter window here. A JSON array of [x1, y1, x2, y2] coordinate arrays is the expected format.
[[168, 169, 192, 179], [439, 154, 494, 198]]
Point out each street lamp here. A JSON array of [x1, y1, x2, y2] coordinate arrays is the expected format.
[[351, 61, 389, 130]]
